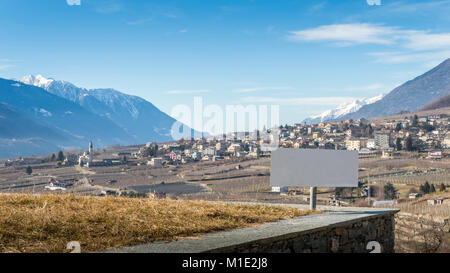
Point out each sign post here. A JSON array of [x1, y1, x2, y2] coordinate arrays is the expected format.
[[271, 149, 358, 210], [309, 186, 317, 210]]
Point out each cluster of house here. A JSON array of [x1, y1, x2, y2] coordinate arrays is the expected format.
[[273, 114, 449, 156], [135, 113, 448, 166], [70, 113, 448, 169], [133, 134, 263, 166]]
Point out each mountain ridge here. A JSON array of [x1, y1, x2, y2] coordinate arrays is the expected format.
[[1, 78, 135, 143], [336, 58, 450, 121], [20, 75, 179, 143], [0, 78, 140, 157]]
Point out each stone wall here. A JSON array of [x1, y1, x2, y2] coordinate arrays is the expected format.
[[395, 212, 449, 253], [107, 207, 398, 253], [207, 213, 396, 253]]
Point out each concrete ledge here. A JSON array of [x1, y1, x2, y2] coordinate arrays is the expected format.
[[104, 204, 398, 253]]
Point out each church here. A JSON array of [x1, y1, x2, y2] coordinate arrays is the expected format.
[[78, 141, 93, 167]]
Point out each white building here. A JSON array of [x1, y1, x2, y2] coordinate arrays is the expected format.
[[227, 143, 241, 154], [375, 132, 390, 150], [427, 150, 442, 159], [147, 157, 163, 168], [78, 141, 93, 167], [346, 139, 361, 151], [443, 135, 450, 148], [366, 139, 376, 149]]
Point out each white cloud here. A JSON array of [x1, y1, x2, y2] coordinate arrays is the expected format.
[[289, 23, 450, 51], [404, 32, 450, 51], [288, 23, 450, 67], [233, 87, 294, 93], [368, 50, 450, 67], [66, 0, 81, 6], [165, 89, 210, 95], [288, 23, 396, 45], [179, 29, 188, 33], [241, 96, 357, 106]]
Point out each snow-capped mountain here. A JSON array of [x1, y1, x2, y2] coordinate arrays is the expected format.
[[21, 74, 54, 89], [19, 75, 184, 143], [0, 75, 201, 157], [0, 77, 136, 158], [303, 94, 384, 124]]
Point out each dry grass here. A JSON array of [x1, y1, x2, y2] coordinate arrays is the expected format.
[[0, 194, 311, 253]]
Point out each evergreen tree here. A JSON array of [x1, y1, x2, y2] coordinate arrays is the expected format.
[[57, 151, 64, 162], [364, 124, 373, 137], [439, 183, 446, 192], [420, 181, 431, 194], [51, 153, 56, 161], [383, 183, 397, 200], [335, 188, 344, 199], [412, 115, 418, 127], [25, 166, 32, 175], [430, 184, 436, 193], [405, 135, 414, 151], [244, 143, 250, 152], [151, 144, 158, 156], [395, 138, 402, 151], [359, 121, 365, 128], [421, 123, 435, 132]]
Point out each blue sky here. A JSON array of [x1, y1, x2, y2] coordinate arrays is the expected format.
[[1, 0, 450, 128]]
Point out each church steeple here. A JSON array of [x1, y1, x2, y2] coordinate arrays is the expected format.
[[89, 140, 93, 154]]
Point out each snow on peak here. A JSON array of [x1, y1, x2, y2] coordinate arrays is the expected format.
[[363, 93, 384, 104], [306, 94, 384, 123], [20, 74, 54, 89]]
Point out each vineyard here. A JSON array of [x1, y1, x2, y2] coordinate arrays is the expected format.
[[393, 202, 450, 217], [370, 169, 450, 185]]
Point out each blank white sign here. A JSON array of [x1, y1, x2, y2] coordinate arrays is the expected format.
[[270, 149, 358, 187]]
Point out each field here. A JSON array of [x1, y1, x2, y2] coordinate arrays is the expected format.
[[2, 152, 448, 206], [1, 147, 449, 253], [0, 194, 310, 253]]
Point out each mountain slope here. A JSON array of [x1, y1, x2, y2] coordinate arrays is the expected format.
[[21, 75, 179, 142], [420, 94, 450, 111], [338, 58, 450, 120], [303, 94, 383, 124], [0, 78, 135, 151], [0, 102, 66, 140], [0, 102, 68, 158]]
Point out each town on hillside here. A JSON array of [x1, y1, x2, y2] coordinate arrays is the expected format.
[[2, 109, 448, 207]]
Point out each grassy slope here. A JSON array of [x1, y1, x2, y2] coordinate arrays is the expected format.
[[0, 194, 310, 253]]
